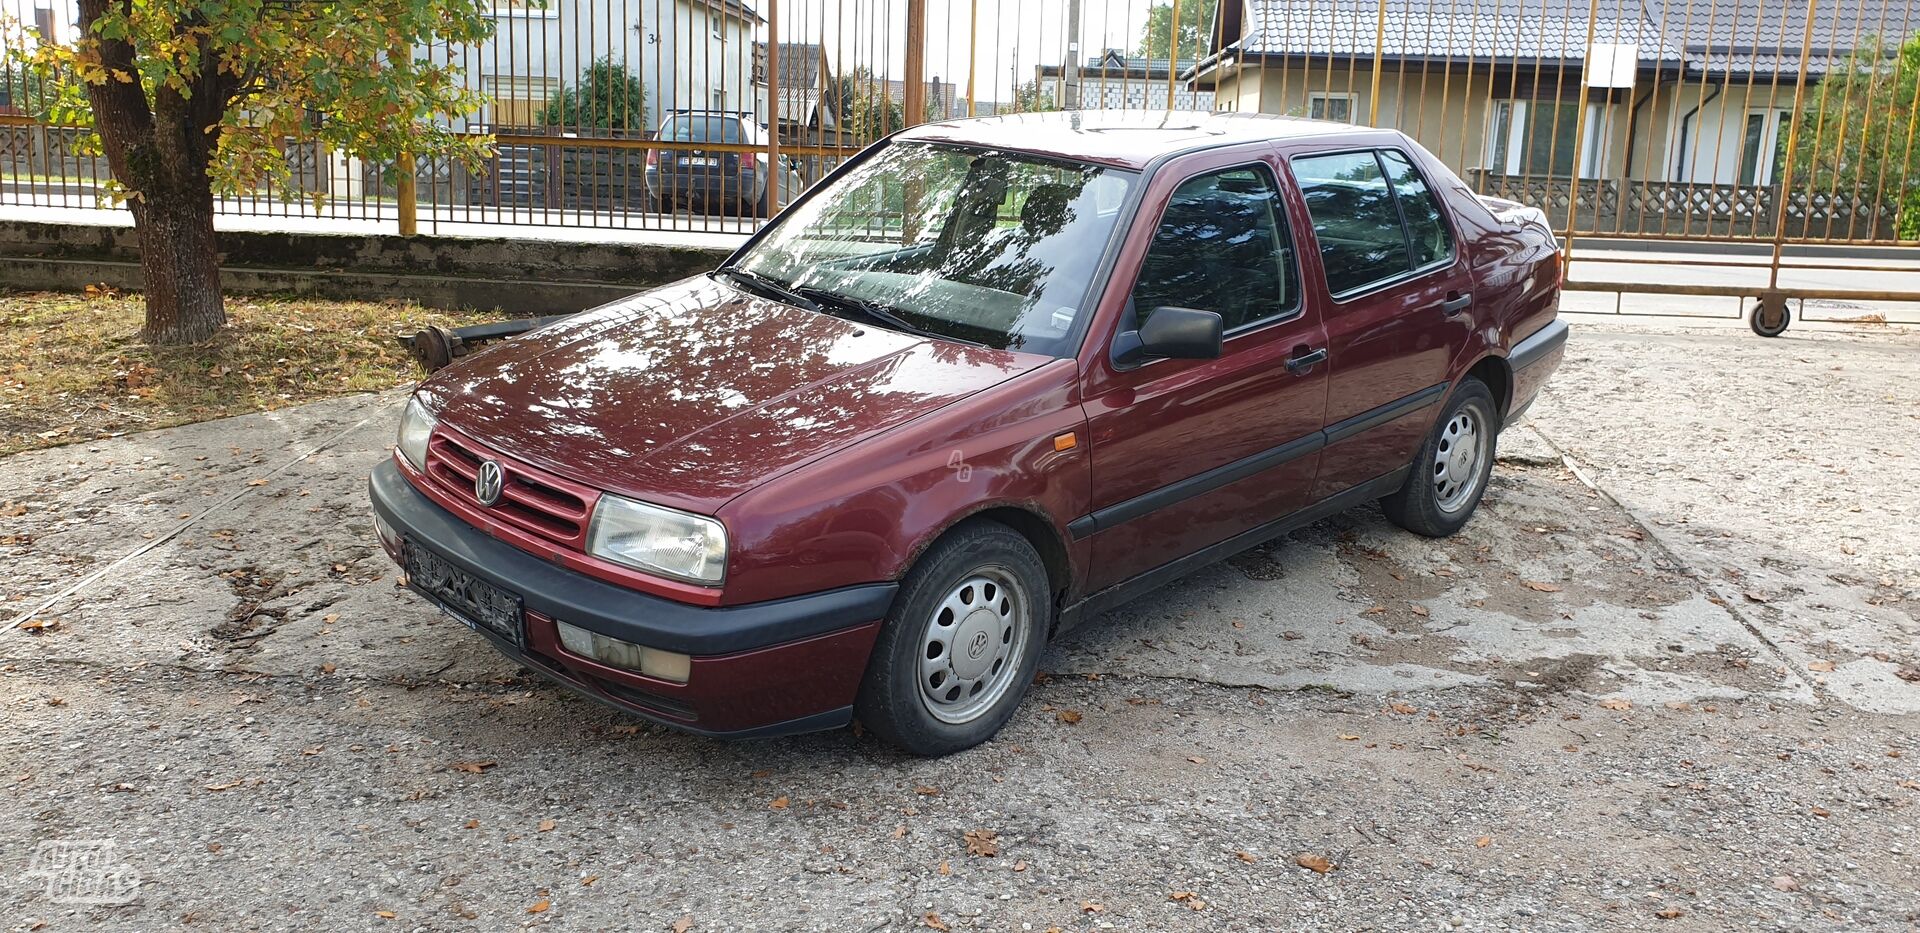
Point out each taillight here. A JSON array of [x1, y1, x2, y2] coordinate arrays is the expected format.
[[645, 147, 659, 169]]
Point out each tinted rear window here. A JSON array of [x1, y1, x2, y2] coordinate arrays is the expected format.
[[662, 115, 744, 143]]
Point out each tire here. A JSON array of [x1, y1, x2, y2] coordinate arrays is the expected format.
[[855, 521, 1051, 756], [1381, 378, 1499, 538], [1750, 297, 1791, 337]]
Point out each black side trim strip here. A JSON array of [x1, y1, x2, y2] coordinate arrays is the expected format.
[[1509, 318, 1569, 372], [1324, 381, 1449, 444], [1068, 432, 1325, 540], [1057, 466, 1412, 632], [1067, 381, 1450, 540]]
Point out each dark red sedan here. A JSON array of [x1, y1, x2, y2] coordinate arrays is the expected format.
[[370, 111, 1566, 756]]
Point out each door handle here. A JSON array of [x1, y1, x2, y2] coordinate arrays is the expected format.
[[1440, 292, 1473, 316], [1285, 347, 1327, 374]]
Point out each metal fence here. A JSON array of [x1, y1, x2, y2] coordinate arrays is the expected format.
[[2, 0, 1918, 318]]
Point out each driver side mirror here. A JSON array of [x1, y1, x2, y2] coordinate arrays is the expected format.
[[1112, 306, 1224, 367]]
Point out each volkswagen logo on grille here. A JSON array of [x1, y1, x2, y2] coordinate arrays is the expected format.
[[473, 460, 505, 507]]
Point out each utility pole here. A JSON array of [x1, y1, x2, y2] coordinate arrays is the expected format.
[[1063, 0, 1081, 109]]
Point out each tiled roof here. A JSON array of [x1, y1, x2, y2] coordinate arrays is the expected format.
[[1239, 2, 1684, 61]]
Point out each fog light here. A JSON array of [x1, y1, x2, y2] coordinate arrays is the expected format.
[[554, 619, 691, 684]]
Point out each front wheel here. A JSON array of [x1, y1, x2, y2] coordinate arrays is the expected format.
[[1381, 378, 1499, 538], [855, 521, 1050, 756]]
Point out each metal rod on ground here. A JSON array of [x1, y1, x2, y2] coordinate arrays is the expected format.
[[401, 315, 575, 372]]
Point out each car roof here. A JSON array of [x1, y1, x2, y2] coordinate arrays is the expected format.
[[894, 110, 1389, 171]]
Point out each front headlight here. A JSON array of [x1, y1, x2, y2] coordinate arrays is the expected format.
[[586, 494, 728, 585], [395, 396, 436, 472]]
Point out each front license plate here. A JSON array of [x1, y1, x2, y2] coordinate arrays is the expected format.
[[404, 542, 525, 647]]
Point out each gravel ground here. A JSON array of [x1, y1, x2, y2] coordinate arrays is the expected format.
[[2, 316, 1917, 932]]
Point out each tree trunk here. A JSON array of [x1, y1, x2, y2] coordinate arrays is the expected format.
[[77, 0, 232, 345], [128, 194, 224, 344]]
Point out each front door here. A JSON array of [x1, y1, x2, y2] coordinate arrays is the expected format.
[[1285, 145, 1473, 500], [1078, 149, 1331, 592]]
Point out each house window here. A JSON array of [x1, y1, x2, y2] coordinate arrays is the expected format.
[[1739, 109, 1794, 186], [1485, 100, 1611, 179], [484, 75, 562, 128], [1308, 92, 1356, 123]]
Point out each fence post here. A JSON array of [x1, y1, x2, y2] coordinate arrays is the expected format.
[[1562, 0, 1602, 275], [1367, 0, 1386, 125], [1768, 0, 1822, 290], [765, 0, 781, 219], [904, 0, 928, 125], [392, 38, 418, 236]]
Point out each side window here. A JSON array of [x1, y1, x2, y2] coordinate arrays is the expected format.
[[1291, 150, 1410, 296], [1380, 149, 1454, 268], [1129, 165, 1300, 333]]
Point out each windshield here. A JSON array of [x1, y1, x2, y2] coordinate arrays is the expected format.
[[732, 142, 1136, 354]]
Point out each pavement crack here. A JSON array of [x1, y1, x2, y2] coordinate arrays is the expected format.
[[1520, 424, 1831, 704], [2, 393, 405, 635]]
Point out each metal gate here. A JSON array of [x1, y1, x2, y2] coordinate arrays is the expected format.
[[2, 0, 1916, 329]]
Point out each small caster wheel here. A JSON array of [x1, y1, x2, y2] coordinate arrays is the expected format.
[[1750, 296, 1790, 337]]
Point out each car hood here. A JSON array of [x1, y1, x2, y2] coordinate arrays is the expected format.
[[423, 276, 1048, 513]]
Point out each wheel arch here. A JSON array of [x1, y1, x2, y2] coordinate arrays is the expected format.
[[902, 504, 1073, 617], [1464, 353, 1514, 420]]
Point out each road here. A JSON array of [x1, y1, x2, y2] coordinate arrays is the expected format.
[[2, 317, 1917, 930]]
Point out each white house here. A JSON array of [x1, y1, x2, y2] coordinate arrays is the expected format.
[[437, 0, 763, 132]]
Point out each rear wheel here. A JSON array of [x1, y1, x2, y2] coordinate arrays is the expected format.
[[855, 521, 1049, 756], [1381, 378, 1498, 537]]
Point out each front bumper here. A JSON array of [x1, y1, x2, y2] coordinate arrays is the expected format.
[[369, 460, 893, 737]]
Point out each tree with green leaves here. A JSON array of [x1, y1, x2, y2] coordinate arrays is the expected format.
[[828, 68, 904, 142], [1012, 79, 1056, 114], [539, 58, 646, 131], [1136, 1, 1214, 62], [1795, 32, 1920, 238], [27, 0, 494, 344]]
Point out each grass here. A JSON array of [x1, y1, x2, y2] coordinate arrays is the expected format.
[[0, 289, 504, 457]]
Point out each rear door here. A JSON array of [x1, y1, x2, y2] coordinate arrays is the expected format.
[[1285, 146, 1473, 500], [1078, 147, 1331, 592]]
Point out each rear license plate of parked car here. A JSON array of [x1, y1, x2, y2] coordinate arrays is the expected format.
[[679, 156, 717, 168], [404, 542, 524, 647]]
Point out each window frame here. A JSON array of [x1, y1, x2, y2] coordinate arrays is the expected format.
[[1483, 99, 1611, 180], [1123, 159, 1307, 343], [1288, 146, 1459, 304], [1307, 92, 1359, 123], [1738, 108, 1794, 187]]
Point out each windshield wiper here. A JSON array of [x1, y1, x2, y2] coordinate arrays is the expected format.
[[714, 267, 823, 313], [790, 285, 985, 348]]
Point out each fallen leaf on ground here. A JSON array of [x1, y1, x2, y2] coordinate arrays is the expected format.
[[1387, 701, 1418, 715], [1187, 755, 1207, 764], [1056, 709, 1082, 725], [204, 779, 245, 792], [1338, 733, 1360, 741], [922, 913, 949, 931], [1295, 853, 1334, 873], [1599, 698, 1633, 711], [1168, 892, 1207, 910], [1474, 836, 1493, 848], [464, 819, 480, 829], [914, 785, 940, 796], [964, 828, 1000, 857], [1410, 605, 1430, 617], [1655, 907, 1685, 920], [1770, 875, 1800, 892], [527, 900, 550, 914], [447, 760, 496, 774], [1521, 580, 1562, 592], [374, 911, 396, 920], [1807, 660, 1836, 672], [1809, 805, 1831, 817], [538, 819, 557, 832], [1236, 851, 1258, 863], [1080, 901, 1105, 913], [673, 916, 693, 933], [581, 875, 599, 886], [769, 796, 790, 810]]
